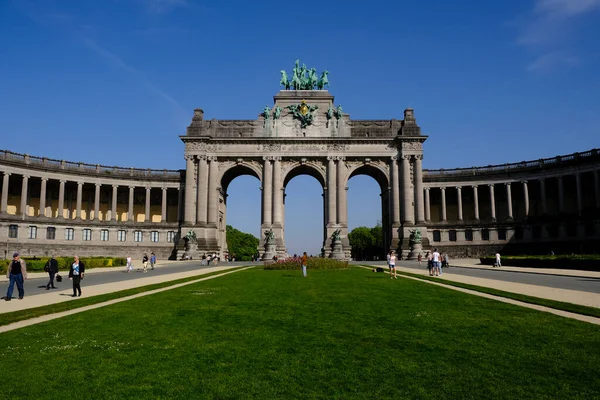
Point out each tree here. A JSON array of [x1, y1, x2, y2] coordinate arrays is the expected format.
[[226, 225, 259, 261], [348, 226, 374, 261]]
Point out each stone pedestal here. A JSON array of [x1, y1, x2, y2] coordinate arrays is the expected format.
[[330, 239, 345, 260], [183, 240, 199, 260], [407, 242, 422, 260], [262, 241, 277, 261]]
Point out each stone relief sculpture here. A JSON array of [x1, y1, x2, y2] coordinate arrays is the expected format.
[[287, 100, 319, 128]]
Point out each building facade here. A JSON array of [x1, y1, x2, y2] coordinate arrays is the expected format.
[[1, 88, 599, 259]]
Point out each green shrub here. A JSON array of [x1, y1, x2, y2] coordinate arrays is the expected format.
[[0, 257, 127, 274], [264, 258, 349, 270]]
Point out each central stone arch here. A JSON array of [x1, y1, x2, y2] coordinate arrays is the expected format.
[[179, 69, 427, 260]]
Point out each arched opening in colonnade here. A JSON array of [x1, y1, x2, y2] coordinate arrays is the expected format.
[[220, 165, 261, 261], [347, 165, 389, 261], [283, 165, 325, 257]]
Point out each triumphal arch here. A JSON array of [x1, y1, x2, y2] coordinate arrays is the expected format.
[[180, 61, 427, 259]]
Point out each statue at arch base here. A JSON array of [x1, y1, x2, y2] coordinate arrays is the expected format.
[[262, 229, 277, 261], [407, 228, 424, 260], [182, 230, 200, 260], [329, 229, 346, 260]]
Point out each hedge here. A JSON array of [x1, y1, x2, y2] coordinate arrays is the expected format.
[[480, 255, 600, 271], [264, 258, 349, 270], [0, 257, 127, 274]]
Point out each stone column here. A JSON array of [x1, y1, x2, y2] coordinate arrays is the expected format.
[[557, 176, 565, 213], [128, 186, 134, 222], [262, 157, 272, 226], [489, 184, 496, 221], [109, 185, 117, 222], [272, 157, 283, 226], [522, 181, 529, 217], [440, 187, 447, 222], [20, 175, 29, 217], [75, 181, 83, 220], [39, 177, 48, 217], [540, 178, 547, 215], [0, 172, 9, 214], [390, 157, 401, 226], [184, 155, 196, 224], [575, 173, 582, 216], [337, 157, 347, 226], [456, 186, 463, 221], [401, 155, 414, 224], [177, 187, 183, 223], [161, 187, 168, 222], [145, 186, 151, 222], [506, 182, 513, 220], [424, 187, 431, 222], [207, 157, 218, 225], [58, 180, 65, 219], [197, 156, 208, 225], [594, 170, 600, 208], [327, 157, 337, 225], [93, 183, 100, 220], [414, 155, 425, 223], [473, 185, 479, 221]]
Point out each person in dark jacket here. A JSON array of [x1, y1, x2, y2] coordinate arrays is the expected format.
[[44, 255, 59, 290], [5, 252, 27, 301], [68, 256, 85, 297]]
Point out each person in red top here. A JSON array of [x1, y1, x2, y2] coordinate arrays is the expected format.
[[301, 252, 308, 277]]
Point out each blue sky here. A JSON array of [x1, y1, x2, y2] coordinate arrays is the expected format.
[[1, 0, 599, 255]]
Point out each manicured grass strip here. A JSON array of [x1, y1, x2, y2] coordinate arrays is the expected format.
[[385, 267, 600, 319], [1, 268, 599, 399], [0, 267, 248, 327]]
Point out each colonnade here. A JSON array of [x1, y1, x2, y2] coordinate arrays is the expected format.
[[183, 155, 220, 226], [0, 171, 177, 223], [424, 170, 600, 223]]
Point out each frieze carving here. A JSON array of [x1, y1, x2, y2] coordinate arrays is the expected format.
[[286, 144, 325, 151], [327, 144, 350, 151], [187, 142, 222, 152], [401, 141, 422, 151]]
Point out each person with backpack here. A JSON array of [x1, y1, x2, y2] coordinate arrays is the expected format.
[[150, 253, 156, 270], [44, 255, 59, 290]]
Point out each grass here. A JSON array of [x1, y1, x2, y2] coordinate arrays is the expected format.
[[0, 267, 247, 327], [0, 267, 599, 399], [391, 268, 600, 319]]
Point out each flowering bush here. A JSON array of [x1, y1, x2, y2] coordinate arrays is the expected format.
[[264, 257, 348, 270]]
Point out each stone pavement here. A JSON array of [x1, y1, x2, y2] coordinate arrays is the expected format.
[[394, 258, 600, 309]]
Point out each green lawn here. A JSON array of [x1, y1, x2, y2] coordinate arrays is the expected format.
[[1, 267, 599, 399]]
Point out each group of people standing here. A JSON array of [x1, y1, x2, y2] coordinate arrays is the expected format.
[[126, 253, 157, 273], [4, 253, 85, 300]]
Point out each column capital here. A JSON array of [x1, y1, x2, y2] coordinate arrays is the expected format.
[[424, 187, 430, 191], [455, 186, 462, 190], [112, 184, 118, 189], [129, 185, 135, 190], [184, 154, 195, 161], [488, 183, 494, 188], [59, 179, 66, 184], [207, 155, 218, 162], [472, 185, 478, 189], [77, 181, 84, 186], [95, 182, 101, 187], [414, 154, 423, 161], [335, 156, 346, 161], [504, 182, 511, 186], [40, 177, 48, 182], [22, 174, 30, 179], [327, 156, 336, 161], [145, 186, 151, 191], [262, 156, 272, 162], [2, 172, 10, 177], [162, 186, 167, 191], [440, 186, 446, 191], [390, 156, 398, 161], [521, 180, 528, 184], [401, 155, 412, 161]]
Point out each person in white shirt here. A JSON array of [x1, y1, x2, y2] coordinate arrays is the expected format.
[[126, 256, 133, 273], [495, 252, 501, 267], [432, 248, 441, 276], [388, 250, 397, 279]]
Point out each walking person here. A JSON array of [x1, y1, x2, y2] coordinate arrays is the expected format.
[[4, 252, 27, 301], [301, 252, 308, 277], [495, 252, 501, 268], [150, 252, 156, 270], [68, 256, 85, 297], [417, 253, 423, 267], [142, 253, 149, 273], [126, 256, 133, 272], [426, 252, 433, 276], [44, 255, 59, 290]]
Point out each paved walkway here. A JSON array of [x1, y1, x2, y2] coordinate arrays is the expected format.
[[390, 259, 600, 309]]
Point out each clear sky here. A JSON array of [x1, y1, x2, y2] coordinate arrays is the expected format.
[[1, 0, 599, 255]]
